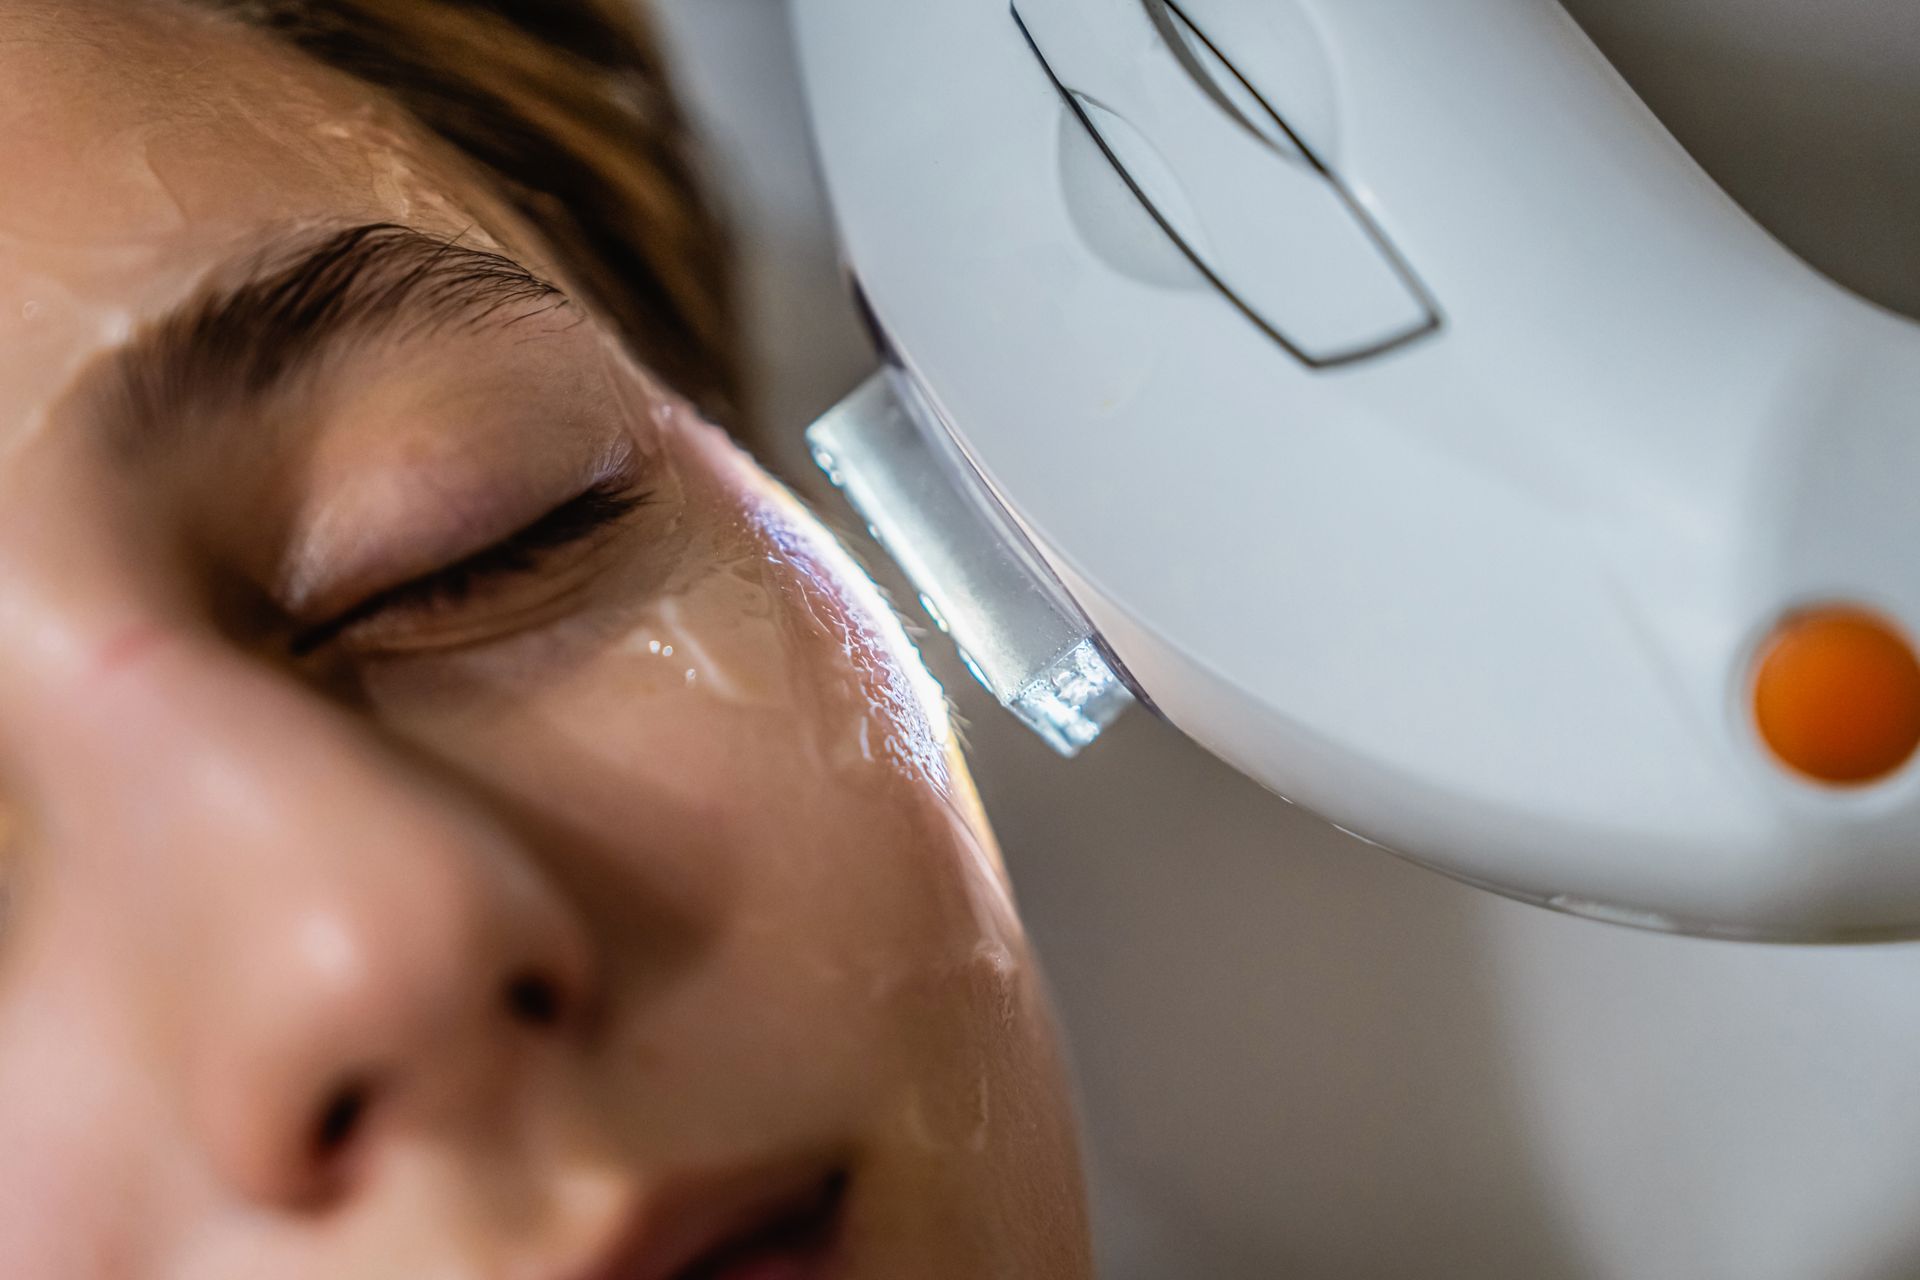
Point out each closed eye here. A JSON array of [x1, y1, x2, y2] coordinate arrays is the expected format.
[[290, 480, 654, 657]]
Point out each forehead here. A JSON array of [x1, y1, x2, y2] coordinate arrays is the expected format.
[[0, 0, 512, 462]]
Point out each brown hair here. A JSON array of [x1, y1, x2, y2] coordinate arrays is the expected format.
[[202, 0, 742, 426]]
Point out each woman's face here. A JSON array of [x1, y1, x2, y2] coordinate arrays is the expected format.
[[0, 4, 1088, 1277]]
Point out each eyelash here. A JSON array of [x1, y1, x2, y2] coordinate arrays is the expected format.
[[290, 481, 653, 657]]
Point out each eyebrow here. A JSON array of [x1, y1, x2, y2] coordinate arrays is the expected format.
[[89, 223, 571, 461]]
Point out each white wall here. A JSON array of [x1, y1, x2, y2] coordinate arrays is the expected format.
[[649, 4, 1920, 1276]]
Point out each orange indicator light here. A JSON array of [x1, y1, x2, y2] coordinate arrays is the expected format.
[[1753, 606, 1920, 786]]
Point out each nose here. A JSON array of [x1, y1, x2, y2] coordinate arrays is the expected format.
[[193, 800, 599, 1210], [34, 636, 599, 1210]]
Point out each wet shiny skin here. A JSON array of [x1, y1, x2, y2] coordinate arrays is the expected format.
[[0, 3, 1091, 1277]]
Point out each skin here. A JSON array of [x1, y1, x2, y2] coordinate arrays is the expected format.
[[0, 3, 1092, 1277]]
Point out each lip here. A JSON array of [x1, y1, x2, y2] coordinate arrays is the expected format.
[[570, 1160, 851, 1280]]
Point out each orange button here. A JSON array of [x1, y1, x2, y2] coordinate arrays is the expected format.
[[1753, 606, 1920, 786]]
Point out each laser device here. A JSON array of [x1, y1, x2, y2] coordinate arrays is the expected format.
[[794, 0, 1920, 940]]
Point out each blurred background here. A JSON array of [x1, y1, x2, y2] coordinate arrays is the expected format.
[[651, 3, 1920, 1276]]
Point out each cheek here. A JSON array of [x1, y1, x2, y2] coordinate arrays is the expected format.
[[362, 442, 986, 949], [366, 482, 1030, 1134], [353, 436, 1063, 1175]]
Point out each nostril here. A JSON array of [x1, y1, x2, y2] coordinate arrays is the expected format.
[[312, 1078, 375, 1162], [502, 969, 567, 1030]]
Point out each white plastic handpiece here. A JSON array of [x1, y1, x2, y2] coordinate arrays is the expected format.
[[795, 0, 1920, 939]]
